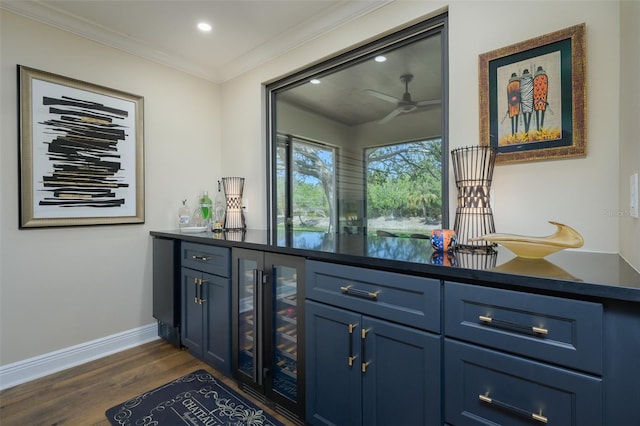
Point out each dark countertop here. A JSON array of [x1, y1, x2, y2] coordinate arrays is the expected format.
[[151, 229, 640, 303]]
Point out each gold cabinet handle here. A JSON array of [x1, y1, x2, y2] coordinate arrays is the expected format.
[[361, 328, 370, 373], [340, 285, 379, 300], [478, 394, 548, 424], [479, 315, 548, 335], [193, 278, 207, 304], [347, 323, 357, 367], [532, 326, 549, 335]]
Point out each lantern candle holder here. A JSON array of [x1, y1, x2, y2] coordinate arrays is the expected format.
[[222, 177, 246, 230], [451, 146, 497, 251]]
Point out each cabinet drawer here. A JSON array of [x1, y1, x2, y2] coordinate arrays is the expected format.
[[182, 242, 230, 277], [445, 339, 602, 426], [306, 260, 440, 332], [444, 281, 603, 374]]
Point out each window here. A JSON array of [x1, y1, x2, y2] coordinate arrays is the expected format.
[[366, 139, 442, 236], [276, 134, 336, 233], [267, 13, 448, 240]]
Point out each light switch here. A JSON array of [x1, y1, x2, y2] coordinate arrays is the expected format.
[[631, 173, 639, 219]]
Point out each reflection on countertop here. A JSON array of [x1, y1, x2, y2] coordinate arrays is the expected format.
[[151, 229, 640, 300], [491, 256, 580, 281]]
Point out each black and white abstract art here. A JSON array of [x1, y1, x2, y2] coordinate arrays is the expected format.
[[18, 66, 144, 228]]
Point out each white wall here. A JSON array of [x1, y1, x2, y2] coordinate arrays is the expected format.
[[0, 10, 221, 365], [450, 1, 622, 255], [221, 1, 637, 262], [618, 1, 640, 268], [1, 0, 637, 369]]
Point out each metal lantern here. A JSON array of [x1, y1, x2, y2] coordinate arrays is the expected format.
[[222, 177, 246, 230], [451, 146, 497, 250]]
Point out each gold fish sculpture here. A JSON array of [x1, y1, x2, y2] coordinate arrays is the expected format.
[[470, 221, 584, 259]]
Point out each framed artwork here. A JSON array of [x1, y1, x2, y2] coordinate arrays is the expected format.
[[18, 65, 144, 228], [479, 23, 586, 164]]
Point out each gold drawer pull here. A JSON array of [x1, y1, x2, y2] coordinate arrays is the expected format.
[[478, 393, 548, 424], [479, 315, 548, 335], [340, 285, 379, 300], [532, 326, 549, 335], [532, 413, 549, 423], [478, 394, 492, 403]]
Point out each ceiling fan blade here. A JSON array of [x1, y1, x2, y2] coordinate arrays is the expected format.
[[416, 99, 441, 107], [379, 107, 403, 124], [365, 89, 401, 105]]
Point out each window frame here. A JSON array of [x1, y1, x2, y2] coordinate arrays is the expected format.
[[266, 13, 449, 241]]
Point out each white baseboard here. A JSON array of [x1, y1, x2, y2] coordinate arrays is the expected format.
[[0, 323, 159, 391]]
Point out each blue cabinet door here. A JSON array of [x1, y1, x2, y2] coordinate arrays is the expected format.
[[181, 267, 203, 356], [306, 301, 362, 426], [306, 301, 441, 426], [445, 339, 602, 426], [203, 272, 231, 374], [362, 317, 441, 426]]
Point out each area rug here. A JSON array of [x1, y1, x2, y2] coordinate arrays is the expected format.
[[105, 369, 284, 426]]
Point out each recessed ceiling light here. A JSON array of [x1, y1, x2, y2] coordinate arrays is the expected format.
[[197, 22, 212, 32], [310, 79, 321, 85], [375, 55, 387, 62]]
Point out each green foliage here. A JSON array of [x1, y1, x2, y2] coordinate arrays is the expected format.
[[277, 135, 443, 232], [366, 139, 442, 222], [292, 180, 328, 215]]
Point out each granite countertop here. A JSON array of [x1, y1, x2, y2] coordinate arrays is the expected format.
[[150, 229, 640, 303]]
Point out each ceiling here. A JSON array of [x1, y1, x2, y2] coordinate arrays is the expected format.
[[1, 0, 391, 83], [277, 33, 442, 126], [2, 0, 442, 126]]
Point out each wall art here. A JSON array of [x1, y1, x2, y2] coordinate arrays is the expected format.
[[479, 24, 586, 164], [18, 66, 144, 228]]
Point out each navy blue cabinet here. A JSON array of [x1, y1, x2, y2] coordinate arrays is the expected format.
[[445, 339, 602, 425], [306, 260, 440, 333], [306, 301, 441, 426], [150, 231, 640, 426], [444, 281, 605, 426], [152, 237, 180, 347], [305, 261, 441, 426], [181, 243, 231, 375], [445, 281, 603, 374], [306, 301, 361, 426], [181, 266, 204, 355]]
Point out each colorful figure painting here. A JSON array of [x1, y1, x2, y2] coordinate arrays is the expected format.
[[496, 51, 562, 146], [479, 24, 586, 163]]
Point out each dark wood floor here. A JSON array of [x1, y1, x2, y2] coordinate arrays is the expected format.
[[0, 339, 297, 426]]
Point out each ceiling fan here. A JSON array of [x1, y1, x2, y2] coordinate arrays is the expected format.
[[366, 73, 441, 124]]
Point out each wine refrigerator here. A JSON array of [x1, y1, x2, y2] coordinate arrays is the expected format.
[[231, 248, 305, 421]]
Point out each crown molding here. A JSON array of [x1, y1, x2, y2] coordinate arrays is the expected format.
[[215, 1, 392, 82], [2, 0, 392, 84]]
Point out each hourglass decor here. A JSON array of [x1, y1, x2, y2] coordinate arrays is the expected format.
[[222, 177, 246, 230], [451, 146, 497, 250]]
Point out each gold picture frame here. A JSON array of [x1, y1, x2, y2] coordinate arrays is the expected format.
[[18, 66, 145, 228], [479, 23, 586, 164]]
